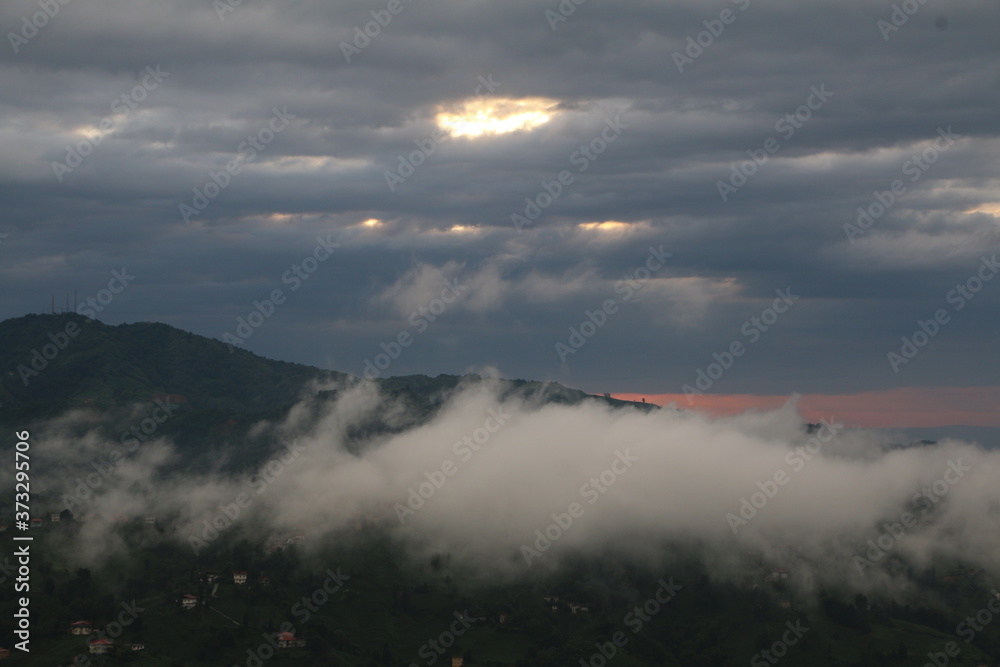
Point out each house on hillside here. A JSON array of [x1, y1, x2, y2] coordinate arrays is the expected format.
[[277, 632, 306, 648], [89, 638, 113, 655], [69, 621, 93, 635], [233, 571, 248, 584], [452, 656, 464, 667], [767, 568, 789, 582], [182, 594, 198, 609], [30, 518, 42, 529], [50, 513, 60, 522], [0, 647, 9, 660]]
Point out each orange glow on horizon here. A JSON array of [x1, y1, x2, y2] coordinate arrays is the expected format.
[[610, 387, 1000, 428]]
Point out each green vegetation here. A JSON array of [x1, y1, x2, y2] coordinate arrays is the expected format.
[[0, 314, 649, 473], [0, 313, 997, 665], [1, 521, 998, 665]]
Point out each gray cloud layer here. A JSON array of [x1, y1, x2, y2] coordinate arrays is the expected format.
[[1, 0, 998, 395]]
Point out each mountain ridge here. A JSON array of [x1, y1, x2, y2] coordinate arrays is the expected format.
[[0, 312, 651, 425]]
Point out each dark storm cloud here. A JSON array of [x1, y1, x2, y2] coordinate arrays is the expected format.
[[1, 0, 998, 397]]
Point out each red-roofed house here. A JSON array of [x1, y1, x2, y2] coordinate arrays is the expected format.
[[233, 571, 248, 585], [182, 594, 198, 609], [70, 621, 93, 635], [89, 638, 113, 655], [277, 632, 306, 648]]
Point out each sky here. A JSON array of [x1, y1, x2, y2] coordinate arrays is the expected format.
[[1, 0, 998, 427]]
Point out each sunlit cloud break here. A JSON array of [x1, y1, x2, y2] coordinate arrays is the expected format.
[[436, 97, 559, 138]]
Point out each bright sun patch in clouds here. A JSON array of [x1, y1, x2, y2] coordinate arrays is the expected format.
[[73, 125, 104, 140], [436, 97, 558, 138], [966, 202, 1000, 217], [578, 221, 630, 233]]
